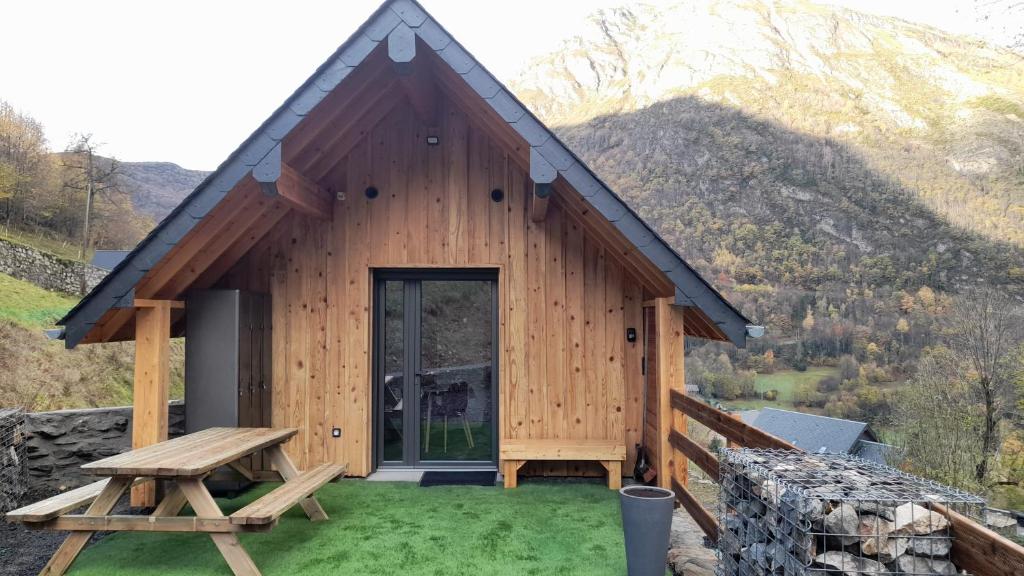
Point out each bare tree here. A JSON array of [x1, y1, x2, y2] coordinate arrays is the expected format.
[[61, 134, 120, 261], [950, 287, 1024, 483]]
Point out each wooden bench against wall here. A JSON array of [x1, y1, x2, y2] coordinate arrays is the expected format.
[[500, 440, 626, 489]]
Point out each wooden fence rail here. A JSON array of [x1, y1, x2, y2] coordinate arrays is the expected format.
[[666, 390, 1024, 576], [669, 390, 795, 450]]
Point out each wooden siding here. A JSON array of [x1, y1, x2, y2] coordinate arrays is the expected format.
[[220, 95, 651, 476]]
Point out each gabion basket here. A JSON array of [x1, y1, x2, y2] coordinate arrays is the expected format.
[[1, 408, 26, 514], [716, 449, 985, 576]]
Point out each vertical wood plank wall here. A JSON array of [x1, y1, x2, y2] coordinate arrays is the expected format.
[[220, 97, 651, 476]]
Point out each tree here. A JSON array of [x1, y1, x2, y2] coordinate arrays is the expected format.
[[895, 346, 985, 489], [61, 134, 121, 260], [950, 287, 1024, 483], [838, 354, 860, 383], [0, 100, 51, 231], [917, 286, 936, 310], [801, 307, 815, 332], [895, 317, 910, 334]]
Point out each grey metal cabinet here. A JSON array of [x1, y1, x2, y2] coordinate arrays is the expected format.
[[185, 289, 272, 484]]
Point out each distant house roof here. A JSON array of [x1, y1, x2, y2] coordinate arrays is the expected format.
[[750, 407, 877, 454], [738, 410, 761, 425], [854, 439, 894, 465], [89, 250, 131, 271]]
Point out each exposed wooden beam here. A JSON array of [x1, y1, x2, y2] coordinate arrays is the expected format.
[[133, 299, 184, 309], [253, 144, 331, 219], [130, 301, 172, 507], [282, 47, 393, 165], [192, 206, 291, 290], [299, 79, 405, 182], [391, 44, 438, 125], [136, 183, 262, 297], [655, 297, 686, 490], [158, 192, 287, 299], [256, 159, 332, 220], [529, 182, 551, 223], [398, 69, 438, 125]]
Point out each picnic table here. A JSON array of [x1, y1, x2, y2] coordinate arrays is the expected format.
[[5, 427, 346, 576]]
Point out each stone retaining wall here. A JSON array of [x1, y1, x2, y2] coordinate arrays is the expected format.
[[21, 402, 185, 497], [0, 237, 108, 295]]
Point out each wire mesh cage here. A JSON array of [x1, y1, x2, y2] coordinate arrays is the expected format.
[[1, 408, 27, 514], [716, 449, 985, 576]]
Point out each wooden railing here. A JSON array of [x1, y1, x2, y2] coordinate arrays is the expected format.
[[666, 389, 1024, 576]]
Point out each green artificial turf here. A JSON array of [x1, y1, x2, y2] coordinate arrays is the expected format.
[[69, 480, 629, 576]]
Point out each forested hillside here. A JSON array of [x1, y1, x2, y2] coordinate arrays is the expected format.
[[510, 0, 1024, 501], [0, 100, 207, 259], [511, 0, 1024, 393]]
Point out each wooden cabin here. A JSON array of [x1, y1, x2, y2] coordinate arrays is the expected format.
[[57, 0, 755, 506]]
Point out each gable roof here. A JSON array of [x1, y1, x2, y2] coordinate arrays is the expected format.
[[750, 408, 874, 454], [58, 0, 754, 348]]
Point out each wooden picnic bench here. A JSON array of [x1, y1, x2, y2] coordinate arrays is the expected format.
[[5, 427, 346, 576], [500, 439, 626, 490]]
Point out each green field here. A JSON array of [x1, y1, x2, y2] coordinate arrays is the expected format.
[[0, 272, 77, 328], [720, 367, 838, 410]]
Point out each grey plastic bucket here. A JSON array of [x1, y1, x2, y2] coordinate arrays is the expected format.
[[619, 485, 675, 576]]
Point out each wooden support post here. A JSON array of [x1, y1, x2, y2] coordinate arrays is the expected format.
[[530, 183, 551, 223], [131, 300, 174, 507], [529, 149, 555, 223], [655, 297, 687, 490]]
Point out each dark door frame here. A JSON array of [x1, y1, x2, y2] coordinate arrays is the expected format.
[[372, 268, 500, 470]]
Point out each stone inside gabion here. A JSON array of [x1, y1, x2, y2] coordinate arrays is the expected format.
[[715, 449, 984, 576]]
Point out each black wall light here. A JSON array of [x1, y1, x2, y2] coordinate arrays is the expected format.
[[365, 186, 379, 199], [426, 135, 440, 146], [490, 188, 504, 203], [626, 327, 637, 343]]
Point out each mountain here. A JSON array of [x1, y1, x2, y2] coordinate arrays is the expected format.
[[511, 0, 1024, 297], [118, 162, 209, 220]]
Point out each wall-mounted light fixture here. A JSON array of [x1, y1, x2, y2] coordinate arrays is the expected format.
[[490, 188, 504, 203], [626, 327, 637, 343], [365, 186, 379, 199], [426, 135, 440, 146]]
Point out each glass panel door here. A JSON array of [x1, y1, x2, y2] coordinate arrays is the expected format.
[[380, 280, 406, 463], [418, 280, 493, 463], [375, 271, 497, 468]]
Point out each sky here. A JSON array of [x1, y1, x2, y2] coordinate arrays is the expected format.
[[0, 0, 1017, 170]]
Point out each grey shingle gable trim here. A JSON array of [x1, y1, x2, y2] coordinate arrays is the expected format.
[[59, 0, 751, 349]]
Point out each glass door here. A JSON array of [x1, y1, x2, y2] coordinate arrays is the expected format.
[[374, 270, 498, 468]]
